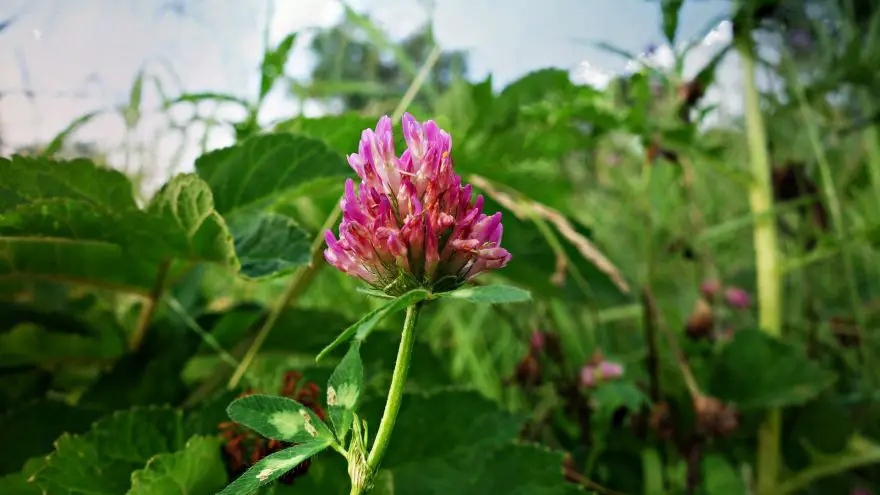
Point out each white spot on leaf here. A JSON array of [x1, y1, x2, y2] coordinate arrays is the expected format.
[[269, 410, 305, 438], [257, 468, 273, 481]]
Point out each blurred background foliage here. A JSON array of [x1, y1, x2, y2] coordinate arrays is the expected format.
[[2, 0, 880, 494]]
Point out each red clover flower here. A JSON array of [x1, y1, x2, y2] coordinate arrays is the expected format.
[[324, 113, 512, 295]]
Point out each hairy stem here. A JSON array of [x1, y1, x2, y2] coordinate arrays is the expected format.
[[367, 303, 421, 473], [738, 34, 783, 495]]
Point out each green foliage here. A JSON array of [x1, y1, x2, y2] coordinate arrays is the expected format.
[[127, 436, 227, 495], [29, 407, 187, 494], [6, 3, 880, 494], [194, 133, 349, 217], [316, 289, 431, 361], [219, 440, 331, 495], [226, 394, 334, 443], [709, 329, 837, 410], [436, 284, 532, 304], [327, 342, 364, 442]]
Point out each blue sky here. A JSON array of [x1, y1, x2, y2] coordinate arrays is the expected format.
[[0, 0, 735, 188]]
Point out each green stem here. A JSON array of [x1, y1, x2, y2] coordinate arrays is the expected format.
[[367, 303, 421, 472], [738, 36, 782, 495], [779, 435, 880, 494]]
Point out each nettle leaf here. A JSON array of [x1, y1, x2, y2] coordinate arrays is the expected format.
[[127, 436, 227, 495], [709, 329, 837, 410], [0, 323, 125, 368], [31, 406, 186, 494], [229, 211, 311, 278], [226, 394, 333, 443], [219, 440, 330, 495], [316, 288, 430, 361], [436, 284, 532, 304], [0, 158, 238, 293], [147, 173, 238, 266], [273, 113, 377, 155], [0, 399, 103, 476], [0, 155, 136, 211], [327, 342, 364, 442], [361, 390, 576, 494], [194, 133, 349, 216]]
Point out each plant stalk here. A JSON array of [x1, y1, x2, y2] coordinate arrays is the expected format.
[[129, 259, 171, 350], [738, 35, 783, 495], [366, 303, 421, 473]]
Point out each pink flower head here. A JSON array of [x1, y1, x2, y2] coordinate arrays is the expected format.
[[580, 360, 624, 388], [700, 279, 722, 299], [324, 114, 512, 295], [724, 287, 751, 309], [529, 330, 546, 354]]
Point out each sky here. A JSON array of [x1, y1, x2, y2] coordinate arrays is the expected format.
[[0, 0, 737, 189]]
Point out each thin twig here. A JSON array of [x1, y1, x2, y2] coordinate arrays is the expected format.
[[642, 287, 701, 399], [129, 259, 170, 350]]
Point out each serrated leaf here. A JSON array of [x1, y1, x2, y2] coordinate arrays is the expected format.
[[0, 155, 136, 211], [315, 289, 430, 362], [0, 400, 103, 476], [226, 395, 333, 443], [436, 284, 532, 304], [126, 436, 227, 495], [194, 133, 349, 217], [148, 173, 238, 266], [591, 381, 650, 421], [0, 159, 238, 293], [327, 342, 363, 442], [0, 323, 124, 368], [0, 472, 40, 494], [219, 440, 330, 495], [31, 406, 186, 494], [361, 390, 576, 494], [709, 330, 837, 409], [229, 211, 310, 278], [272, 114, 376, 155], [702, 455, 746, 495]]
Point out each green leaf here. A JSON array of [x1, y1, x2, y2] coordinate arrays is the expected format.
[[591, 381, 650, 422], [0, 155, 136, 211], [226, 394, 333, 443], [0, 471, 40, 494], [219, 440, 330, 495], [327, 342, 364, 442], [147, 173, 238, 266], [436, 284, 532, 304], [260, 33, 297, 101], [43, 111, 103, 158], [0, 400, 103, 476], [0, 158, 237, 293], [31, 406, 186, 494], [195, 133, 349, 217], [362, 390, 575, 494], [127, 436, 227, 495], [702, 454, 746, 495], [661, 0, 685, 44], [709, 330, 837, 409], [122, 69, 144, 128], [272, 113, 376, 155], [229, 211, 310, 278], [0, 323, 124, 368], [315, 288, 430, 362]]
